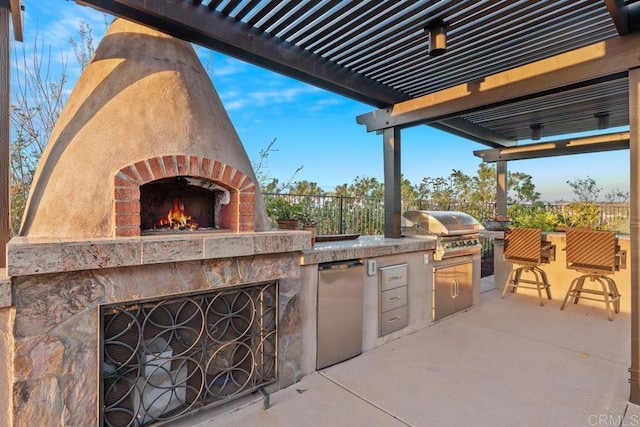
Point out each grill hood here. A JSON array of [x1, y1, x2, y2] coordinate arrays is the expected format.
[[401, 210, 483, 237]]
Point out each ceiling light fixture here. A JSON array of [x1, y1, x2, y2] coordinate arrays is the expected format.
[[530, 123, 543, 140], [426, 20, 449, 57], [595, 113, 610, 130]]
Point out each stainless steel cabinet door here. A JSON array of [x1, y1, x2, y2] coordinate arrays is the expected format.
[[454, 261, 473, 312], [317, 262, 364, 369], [433, 261, 472, 321]]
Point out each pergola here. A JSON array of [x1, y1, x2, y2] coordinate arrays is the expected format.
[[2, 0, 640, 400]]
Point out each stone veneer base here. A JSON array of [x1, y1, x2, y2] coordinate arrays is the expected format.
[[5, 231, 310, 426]]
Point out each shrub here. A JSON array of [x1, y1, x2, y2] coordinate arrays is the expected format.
[[507, 204, 560, 232], [266, 198, 303, 220], [557, 202, 602, 230]]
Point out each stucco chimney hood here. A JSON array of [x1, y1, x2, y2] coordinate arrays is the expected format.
[[19, 18, 270, 239]]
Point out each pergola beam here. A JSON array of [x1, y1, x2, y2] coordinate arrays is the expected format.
[[473, 132, 630, 163], [628, 65, 640, 405], [1, 0, 23, 268], [8, 0, 21, 41], [383, 127, 401, 238], [357, 33, 640, 133], [76, 0, 408, 108], [433, 117, 516, 148], [605, 0, 640, 35], [605, 0, 629, 35]]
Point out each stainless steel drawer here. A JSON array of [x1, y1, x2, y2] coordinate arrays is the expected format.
[[380, 286, 407, 313], [380, 305, 408, 336], [379, 264, 408, 291]]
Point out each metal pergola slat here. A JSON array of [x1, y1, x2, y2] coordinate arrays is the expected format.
[[372, 2, 609, 91]]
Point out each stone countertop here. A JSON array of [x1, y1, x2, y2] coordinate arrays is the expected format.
[[6, 230, 312, 277], [481, 230, 631, 241], [300, 235, 436, 265]]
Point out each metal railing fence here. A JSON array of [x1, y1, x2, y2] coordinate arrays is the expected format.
[[264, 193, 631, 236]]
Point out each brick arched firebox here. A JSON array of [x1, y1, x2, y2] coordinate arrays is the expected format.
[[114, 155, 255, 237]]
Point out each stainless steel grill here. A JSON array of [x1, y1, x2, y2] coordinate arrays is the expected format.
[[401, 210, 483, 261]]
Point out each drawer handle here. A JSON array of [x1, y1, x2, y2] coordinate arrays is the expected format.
[[388, 275, 402, 281], [387, 296, 402, 302], [387, 316, 402, 323]]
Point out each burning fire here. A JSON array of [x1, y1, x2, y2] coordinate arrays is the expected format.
[[157, 198, 198, 230]]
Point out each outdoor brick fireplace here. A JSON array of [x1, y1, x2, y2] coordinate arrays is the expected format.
[[2, 18, 309, 426], [17, 16, 271, 241], [116, 155, 256, 236]]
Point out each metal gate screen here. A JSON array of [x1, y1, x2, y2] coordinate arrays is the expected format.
[[100, 280, 278, 426]]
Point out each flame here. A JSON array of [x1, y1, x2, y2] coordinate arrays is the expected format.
[[163, 198, 197, 230]]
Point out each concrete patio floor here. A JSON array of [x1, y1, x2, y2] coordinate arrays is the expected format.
[[173, 276, 639, 427]]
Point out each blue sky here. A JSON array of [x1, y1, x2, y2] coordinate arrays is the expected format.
[[13, 1, 631, 202]]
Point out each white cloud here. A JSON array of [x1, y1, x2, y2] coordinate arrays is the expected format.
[[23, 1, 108, 50], [224, 100, 246, 110], [208, 56, 249, 77], [15, 2, 110, 83]]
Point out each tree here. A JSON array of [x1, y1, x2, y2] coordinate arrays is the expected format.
[[251, 137, 303, 193], [10, 23, 97, 235], [69, 21, 96, 72], [469, 163, 496, 219], [604, 188, 629, 203], [417, 169, 480, 213], [418, 176, 454, 210], [567, 176, 600, 202], [401, 175, 417, 209], [451, 169, 473, 205], [336, 176, 384, 198], [289, 180, 325, 196], [10, 32, 68, 235], [508, 171, 541, 204]]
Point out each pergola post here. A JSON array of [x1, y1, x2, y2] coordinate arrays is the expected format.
[[496, 160, 507, 218], [383, 127, 401, 238], [0, 0, 9, 269], [630, 66, 640, 404]]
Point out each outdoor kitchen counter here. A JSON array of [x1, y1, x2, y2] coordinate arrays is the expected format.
[[5, 230, 313, 277], [300, 235, 437, 265]]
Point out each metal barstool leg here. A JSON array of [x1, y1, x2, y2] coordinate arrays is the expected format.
[[530, 268, 545, 306], [572, 277, 586, 304], [503, 266, 552, 305], [561, 277, 581, 311], [503, 267, 522, 298], [606, 277, 621, 313], [513, 268, 525, 294], [539, 269, 552, 300], [502, 270, 516, 298], [610, 278, 620, 313], [597, 277, 614, 321], [561, 274, 620, 320], [603, 276, 621, 315]]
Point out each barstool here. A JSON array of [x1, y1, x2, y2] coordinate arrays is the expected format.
[[561, 228, 625, 321], [501, 227, 555, 306]]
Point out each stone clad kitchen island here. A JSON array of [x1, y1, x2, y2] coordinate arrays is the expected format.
[[4, 231, 310, 426], [1, 233, 482, 425]]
